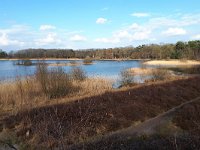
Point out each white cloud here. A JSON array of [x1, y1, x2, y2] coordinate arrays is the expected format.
[[0, 33, 24, 46], [95, 23, 152, 44], [129, 23, 140, 29], [96, 18, 108, 24], [131, 30, 152, 41], [40, 25, 56, 31], [162, 27, 187, 36], [35, 33, 61, 46], [131, 13, 150, 18], [70, 34, 87, 42], [191, 34, 200, 39], [0, 33, 9, 46], [148, 13, 200, 29], [116, 29, 151, 41]]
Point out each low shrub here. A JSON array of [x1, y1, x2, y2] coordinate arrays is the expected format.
[[70, 67, 87, 81], [119, 69, 135, 87], [36, 63, 72, 99], [151, 68, 171, 81]]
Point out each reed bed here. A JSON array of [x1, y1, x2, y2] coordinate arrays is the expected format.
[[0, 66, 112, 114]]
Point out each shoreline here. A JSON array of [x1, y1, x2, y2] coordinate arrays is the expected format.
[[0, 58, 150, 61]]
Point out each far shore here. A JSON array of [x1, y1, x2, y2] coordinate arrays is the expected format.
[[0, 58, 83, 61], [143, 60, 200, 67], [0, 58, 150, 61]]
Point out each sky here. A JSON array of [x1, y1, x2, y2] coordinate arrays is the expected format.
[[0, 0, 200, 51]]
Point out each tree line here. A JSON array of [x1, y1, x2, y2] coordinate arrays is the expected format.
[[0, 49, 8, 58], [1, 40, 200, 60]]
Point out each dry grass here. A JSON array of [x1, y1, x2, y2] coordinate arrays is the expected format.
[[129, 68, 155, 75], [0, 77, 43, 114], [72, 77, 112, 97], [0, 78, 112, 115], [144, 60, 200, 67]]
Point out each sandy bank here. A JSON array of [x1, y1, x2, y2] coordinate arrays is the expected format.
[[144, 60, 200, 67]]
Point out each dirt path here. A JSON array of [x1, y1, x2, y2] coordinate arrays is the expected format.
[[82, 96, 200, 145]]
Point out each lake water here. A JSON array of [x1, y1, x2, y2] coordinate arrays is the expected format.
[[0, 60, 144, 81]]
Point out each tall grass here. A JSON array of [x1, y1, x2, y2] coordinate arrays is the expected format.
[[0, 63, 112, 113], [36, 63, 72, 99]]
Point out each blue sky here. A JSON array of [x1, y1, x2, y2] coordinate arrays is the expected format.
[[0, 0, 200, 51]]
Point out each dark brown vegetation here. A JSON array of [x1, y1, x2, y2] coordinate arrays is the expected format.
[[71, 97, 200, 150], [169, 65, 200, 75], [173, 100, 200, 136], [69, 134, 200, 150], [1, 76, 200, 149]]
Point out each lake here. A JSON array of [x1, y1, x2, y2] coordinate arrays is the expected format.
[[0, 60, 144, 81]]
